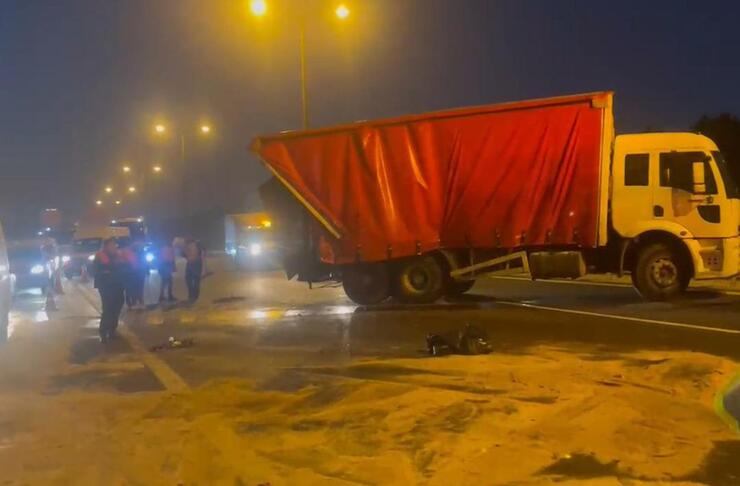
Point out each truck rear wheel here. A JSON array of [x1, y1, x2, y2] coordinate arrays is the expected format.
[[394, 256, 444, 304], [445, 279, 475, 296], [632, 243, 689, 301], [342, 264, 390, 305]]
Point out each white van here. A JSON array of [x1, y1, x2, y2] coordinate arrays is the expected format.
[[0, 220, 12, 341], [64, 225, 130, 278]]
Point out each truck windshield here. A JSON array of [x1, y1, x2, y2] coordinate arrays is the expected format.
[[712, 151, 739, 199]]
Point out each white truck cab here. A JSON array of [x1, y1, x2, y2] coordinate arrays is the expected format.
[[612, 132, 740, 299]]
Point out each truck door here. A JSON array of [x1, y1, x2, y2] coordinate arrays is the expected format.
[[612, 152, 654, 237], [652, 151, 727, 238]]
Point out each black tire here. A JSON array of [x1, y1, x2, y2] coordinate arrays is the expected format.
[[633, 243, 690, 301], [394, 256, 445, 304], [445, 279, 475, 296], [342, 263, 391, 305]]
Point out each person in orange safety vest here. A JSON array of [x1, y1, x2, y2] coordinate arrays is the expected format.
[[93, 238, 125, 343]]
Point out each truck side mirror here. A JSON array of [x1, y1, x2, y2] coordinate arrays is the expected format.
[[692, 161, 707, 194]]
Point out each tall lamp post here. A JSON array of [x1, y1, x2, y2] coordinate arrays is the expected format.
[[249, 0, 351, 129], [153, 123, 212, 217]]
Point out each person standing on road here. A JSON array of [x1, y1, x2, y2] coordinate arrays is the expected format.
[[158, 241, 177, 302], [93, 238, 125, 343], [120, 243, 138, 310], [184, 239, 205, 303], [132, 242, 148, 309]]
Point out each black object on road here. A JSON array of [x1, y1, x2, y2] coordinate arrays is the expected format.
[[426, 323, 492, 356]]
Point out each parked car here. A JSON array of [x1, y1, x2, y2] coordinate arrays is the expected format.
[[0, 220, 12, 341], [7, 239, 56, 292]]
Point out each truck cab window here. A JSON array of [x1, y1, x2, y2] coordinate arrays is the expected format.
[[659, 151, 717, 194], [624, 153, 649, 186], [712, 151, 739, 199]]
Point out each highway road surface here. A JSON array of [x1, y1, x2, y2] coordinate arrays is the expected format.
[[1, 259, 739, 485]]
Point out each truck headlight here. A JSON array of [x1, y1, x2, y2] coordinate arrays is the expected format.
[[31, 264, 45, 274], [88, 254, 95, 261], [145, 252, 155, 263], [61, 255, 71, 264], [249, 243, 262, 256]]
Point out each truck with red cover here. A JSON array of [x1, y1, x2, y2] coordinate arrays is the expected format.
[[253, 92, 739, 304]]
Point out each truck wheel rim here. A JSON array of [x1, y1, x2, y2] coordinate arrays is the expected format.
[[650, 258, 678, 287], [409, 269, 430, 290]]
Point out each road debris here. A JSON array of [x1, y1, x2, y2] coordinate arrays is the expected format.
[[426, 323, 492, 356], [150, 336, 194, 352]]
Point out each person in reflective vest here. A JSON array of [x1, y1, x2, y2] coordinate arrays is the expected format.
[[93, 238, 125, 343], [158, 242, 177, 302], [184, 239, 205, 303], [119, 244, 138, 310]]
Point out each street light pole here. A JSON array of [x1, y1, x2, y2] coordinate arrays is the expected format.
[[250, 2, 350, 130], [180, 134, 188, 218], [299, 19, 309, 129]]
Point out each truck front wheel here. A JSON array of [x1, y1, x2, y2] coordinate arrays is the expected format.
[[342, 264, 391, 305], [394, 256, 445, 304], [632, 243, 690, 301]]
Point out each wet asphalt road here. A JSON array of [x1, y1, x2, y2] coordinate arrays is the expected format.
[[85, 267, 740, 390], [5, 265, 740, 485], [9, 265, 740, 390]]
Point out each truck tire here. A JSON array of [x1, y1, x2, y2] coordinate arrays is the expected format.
[[342, 264, 390, 305], [632, 243, 689, 301], [394, 256, 445, 304], [445, 279, 475, 296]]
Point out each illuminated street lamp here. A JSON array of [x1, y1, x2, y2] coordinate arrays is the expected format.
[[105, 186, 113, 193], [249, 2, 351, 129], [122, 165, 131, 173], [128, 186, 137, 193], [335, 4, 350, 19], [153, 121, 213, 216], [96, 200, 103, 206], [115, 200, 121, 205], [155, 123, 166, 134], [250, 0, 267, 16]]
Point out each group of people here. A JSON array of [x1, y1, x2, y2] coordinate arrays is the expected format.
[[93, 237, 206, 343]]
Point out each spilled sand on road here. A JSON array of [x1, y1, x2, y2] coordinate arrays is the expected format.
[[0, 345, 737, 485]]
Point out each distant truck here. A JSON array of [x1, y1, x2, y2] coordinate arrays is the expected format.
[[252, 92, 739, 304], [224, 212, 278, 268], [110, 217, 147, 240]]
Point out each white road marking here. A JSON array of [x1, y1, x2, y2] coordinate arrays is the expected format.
[[498, 300, 740, 335], [74, 283, 190, 393], [487, 275, 631, 288], [487, 275, 740, 296]]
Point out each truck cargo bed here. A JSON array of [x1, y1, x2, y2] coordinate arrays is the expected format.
[[252, 92, 613, 264]]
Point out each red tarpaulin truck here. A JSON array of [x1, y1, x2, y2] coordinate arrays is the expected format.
[[252, 92, 739, 304]]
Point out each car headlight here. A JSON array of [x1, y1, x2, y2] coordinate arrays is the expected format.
[[145, 252, 155, 263], [88, 254, 95, 261], [249, 243, 262, 256], [30, 264, 45, 274], [61, 255, 71, 264]]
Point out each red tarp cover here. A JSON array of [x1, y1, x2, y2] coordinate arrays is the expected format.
[[254, 92, 610, 264]]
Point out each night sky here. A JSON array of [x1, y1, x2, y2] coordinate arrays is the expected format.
[[2, 0, 740, 235]]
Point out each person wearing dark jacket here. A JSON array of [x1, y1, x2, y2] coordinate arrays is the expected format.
[[93, 238, 125, 343], [158, 242, 177, 302], [184, 239, 205, 302]]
